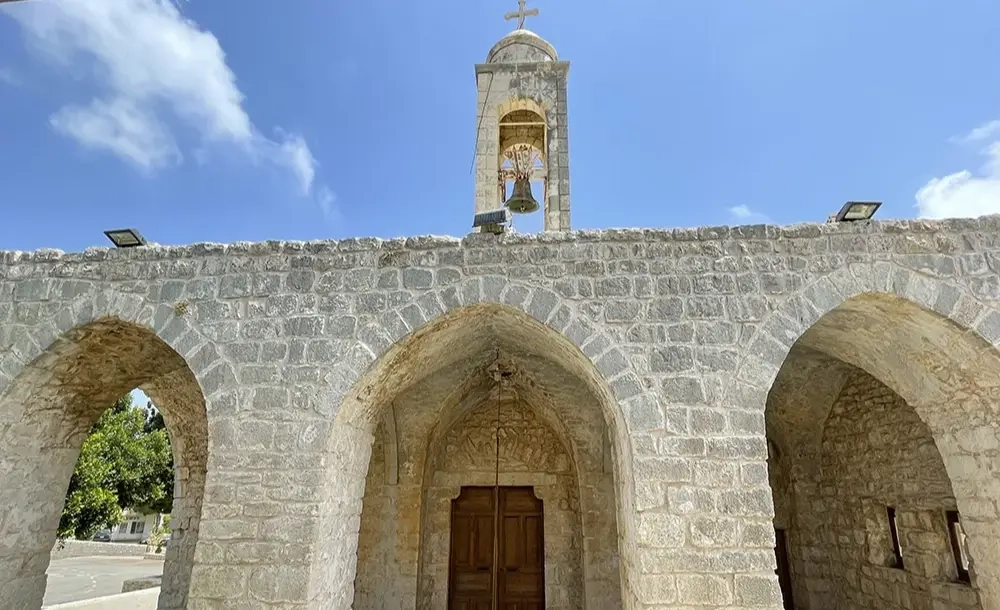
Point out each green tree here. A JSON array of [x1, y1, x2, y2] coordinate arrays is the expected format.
[[58, 394, 174, 540], [143, 401, 166, 434]]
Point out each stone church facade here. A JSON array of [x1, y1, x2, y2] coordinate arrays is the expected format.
[[2, 16, 1000, 610]]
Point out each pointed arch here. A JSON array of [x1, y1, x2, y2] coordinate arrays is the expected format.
[[741, 263, 1000, 607], [308, 277, 649, 609], [0, 291, 215, 610]]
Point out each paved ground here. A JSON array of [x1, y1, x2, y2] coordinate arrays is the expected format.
[[43, 556, 163, 606]]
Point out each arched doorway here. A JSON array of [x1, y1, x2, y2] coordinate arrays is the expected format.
[[0, 317, 209, 610], [314, 303, 637, 609], [762, 292, 999, 609]]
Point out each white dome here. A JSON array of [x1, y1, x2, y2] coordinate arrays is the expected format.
[[486, 29, 558, 64]]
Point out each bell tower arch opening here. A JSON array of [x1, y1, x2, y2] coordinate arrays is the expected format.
[[474, 2, 571, 233]]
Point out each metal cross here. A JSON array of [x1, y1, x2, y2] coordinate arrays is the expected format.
[[504, 0, 538, 30]]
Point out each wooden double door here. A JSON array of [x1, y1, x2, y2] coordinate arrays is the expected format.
[[448, 486, 545, 610]]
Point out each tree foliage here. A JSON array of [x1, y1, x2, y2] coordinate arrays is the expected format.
[[58, 393, 174, 540]]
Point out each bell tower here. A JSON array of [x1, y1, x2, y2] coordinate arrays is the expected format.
[[474, 1, 571, 232]]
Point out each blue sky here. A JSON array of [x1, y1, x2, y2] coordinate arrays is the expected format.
[[1, 0, 999, 253], [131, 388, 152, 410]]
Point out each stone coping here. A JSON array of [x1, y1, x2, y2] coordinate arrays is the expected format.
[[3, 215, 999, 262], [42, 587, 159, 610], [121, 575, 162, 593], [50, 540, 147, 560]]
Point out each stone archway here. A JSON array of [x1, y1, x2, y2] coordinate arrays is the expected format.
[[310, 291, 645, 609], [371, 385, 592, 610], [741, 266, 1000, 608], [767, 346, 984, 609], [0, 306, 210, 610]]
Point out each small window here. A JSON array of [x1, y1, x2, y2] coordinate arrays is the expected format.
[[946, 510, 971, 584], [118, 523, 128, 533], [887, 507, 904, 569], [130, 520, 144, 535]]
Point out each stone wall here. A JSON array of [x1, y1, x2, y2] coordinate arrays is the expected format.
[[770, 366, 983, 610], [353, 414, 398, 608], [44, 588, 160, 610], [1, 217, 1000, 609], [50, 540, 148, 560]]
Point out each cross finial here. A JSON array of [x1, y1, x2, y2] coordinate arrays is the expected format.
[[504, 0, 539, 30]]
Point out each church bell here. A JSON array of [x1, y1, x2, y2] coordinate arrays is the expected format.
[[504, 177, 539, 214]]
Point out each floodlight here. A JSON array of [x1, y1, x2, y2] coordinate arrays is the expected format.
[[104, 228, 148, 248], [473, 208, 512, 234], [473, 208, 512, 227], [833, 201, 881, 222]]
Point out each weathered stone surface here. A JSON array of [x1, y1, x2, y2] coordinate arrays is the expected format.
[[0, 216, 999, 609], [769, 355, 987, 610], [50, 540, 149, 560]]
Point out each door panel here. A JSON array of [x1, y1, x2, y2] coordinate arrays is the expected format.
[[448, 487, 545, 609], [449, 488, 495, 608]]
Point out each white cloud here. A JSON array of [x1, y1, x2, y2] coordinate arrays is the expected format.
[[264, 130, 317, 196], [958, 120, 1000, 144], [6, 0, 328, 205], [728, 204, 770, 224], [316, 186, 343, 224], [317, 187, 335, 216], [0, 67, 19, 86], [51, 98, 180, 171], [916, 120, 1000, 219]]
